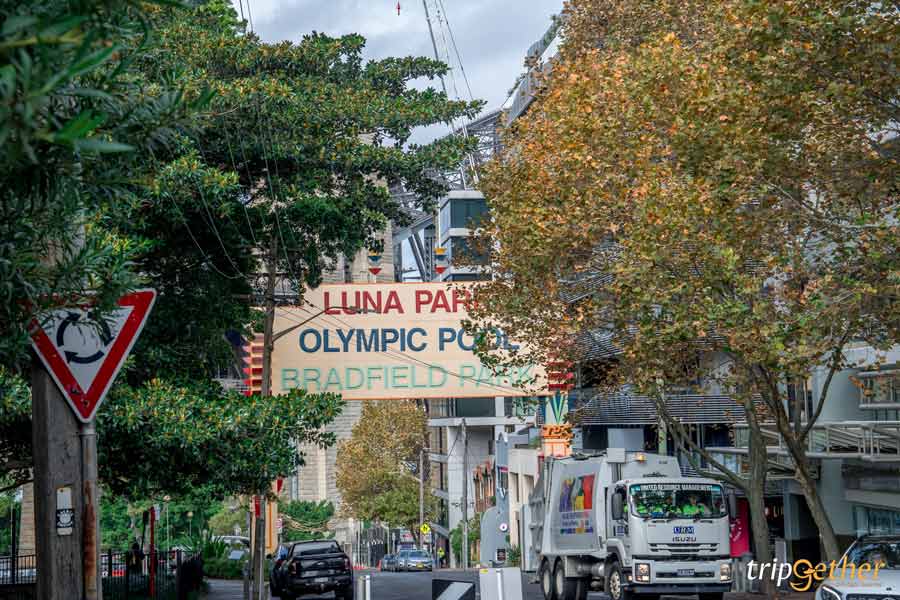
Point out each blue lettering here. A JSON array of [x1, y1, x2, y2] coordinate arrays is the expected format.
[[358, 329, 378, 352], [407, 328, 427, 352], [438, 327, 456, 351], [336, 329, 354, 352], [381, 328, 399, 351], [299, 329, 321, 352], [458, 329, 475, 351], [323, 330, 340, 353]]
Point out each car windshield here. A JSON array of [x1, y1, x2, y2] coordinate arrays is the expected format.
[[293, 541, 340, 556], [409, 551, 429, 559], [629, 483, 727, 519], [846, 541, 900, 569]]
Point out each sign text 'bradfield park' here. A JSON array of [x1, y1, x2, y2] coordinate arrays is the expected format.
[[272, 282, 544, 400]]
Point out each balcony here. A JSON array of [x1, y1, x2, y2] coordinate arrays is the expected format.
[[858, 370, 900, 410], [710, 421, 900, 463]]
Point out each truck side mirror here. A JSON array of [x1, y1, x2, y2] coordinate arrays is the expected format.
[[611, 492, 624, 520], [728, 491, 737, 518]]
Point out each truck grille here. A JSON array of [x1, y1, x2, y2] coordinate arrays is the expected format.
[[656, 571, 715, 578], [649, 542, 719, 553]]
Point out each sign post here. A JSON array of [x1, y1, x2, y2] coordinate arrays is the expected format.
[[30, 290, 156, 600]]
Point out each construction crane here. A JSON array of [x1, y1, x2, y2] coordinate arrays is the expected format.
[[419, 0, 479, 187]]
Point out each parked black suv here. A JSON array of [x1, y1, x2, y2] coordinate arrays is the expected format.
[[270, 540, 353, 600]]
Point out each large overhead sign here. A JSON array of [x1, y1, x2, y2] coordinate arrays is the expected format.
[[271, 283, 543, 400]]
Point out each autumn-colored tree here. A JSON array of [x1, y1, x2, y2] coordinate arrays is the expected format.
[[470, 0, 899, 565], [336, 401, 437, 540]]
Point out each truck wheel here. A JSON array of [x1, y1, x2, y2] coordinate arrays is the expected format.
[[335, 585, 355, 600], [553, 560, 587, 600], [605, 561, 631, 600], [540, 559, 558, 600]]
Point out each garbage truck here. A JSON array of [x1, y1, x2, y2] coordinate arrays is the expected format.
[[527, 449, 734, 600]]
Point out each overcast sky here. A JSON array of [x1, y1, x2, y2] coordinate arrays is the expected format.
[[232, 0, 564, 144]]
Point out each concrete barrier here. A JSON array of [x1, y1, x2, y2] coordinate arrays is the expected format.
[[431, 578, 475, 600]]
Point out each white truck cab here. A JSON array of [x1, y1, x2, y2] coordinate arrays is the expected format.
[[528, 449, 734, 600]]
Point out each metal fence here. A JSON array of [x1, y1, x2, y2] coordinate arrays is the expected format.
[[0, 550, 202, 600]]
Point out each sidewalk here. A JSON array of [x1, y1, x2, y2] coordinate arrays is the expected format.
[[205, 579, 244, 599]]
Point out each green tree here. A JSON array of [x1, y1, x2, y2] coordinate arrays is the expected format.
[[336, 401, 437, 538], [0, 0, 204, 370], [470, 0, 899, 564], [279, 500, 334, 542]]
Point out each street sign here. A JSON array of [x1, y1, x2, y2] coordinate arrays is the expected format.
[[29, 289, 156, 423], [420, 523, 431, 535]]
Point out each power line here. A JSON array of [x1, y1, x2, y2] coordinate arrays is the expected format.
[[166, 195, 244, 280]]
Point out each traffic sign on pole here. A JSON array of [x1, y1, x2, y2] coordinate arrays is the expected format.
[[29, 289, 156, 423]]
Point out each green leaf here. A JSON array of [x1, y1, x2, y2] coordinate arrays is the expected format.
[[1, 16, 37, 36], [67, 45, 117, 80], [73, 138, 135, 153]]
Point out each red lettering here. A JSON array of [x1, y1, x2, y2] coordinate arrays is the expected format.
[[384, 291, 404, 314], [324, 291, 341, 315], [431, 290, 451, 313], [363, 291, 381, 314], [452, 288, 469, 313], [415, 290, 432, 313]]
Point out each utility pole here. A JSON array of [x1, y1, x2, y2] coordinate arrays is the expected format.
[[461, 418, 468, 570], [32, 362, 87, 600], [418, 448, 425, 547]]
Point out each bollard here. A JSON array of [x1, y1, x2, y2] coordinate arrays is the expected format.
[[365, 573, 371, 599]]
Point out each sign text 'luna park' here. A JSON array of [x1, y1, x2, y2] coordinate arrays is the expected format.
[[271, 283, 544, 400]]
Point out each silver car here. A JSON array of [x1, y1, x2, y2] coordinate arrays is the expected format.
[[397, 549, 433, 572], [816, 535, 899, 600]]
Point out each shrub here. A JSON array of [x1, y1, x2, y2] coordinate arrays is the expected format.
[[203, 557, 245, 580]]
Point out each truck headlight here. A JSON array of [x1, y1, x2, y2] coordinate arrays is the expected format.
[[635, 562, 650, 583], [819, 585, 842, 600], [719, 562, 732, 582]]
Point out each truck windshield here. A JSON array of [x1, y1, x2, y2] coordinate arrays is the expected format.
[[629, 483, 726, 519]]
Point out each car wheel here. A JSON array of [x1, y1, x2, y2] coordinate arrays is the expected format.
[[541, 559, 557, 600], [605, 561, 632, 600]]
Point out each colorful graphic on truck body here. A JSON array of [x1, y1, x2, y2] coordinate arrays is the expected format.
[[559, 474, 595, 535]]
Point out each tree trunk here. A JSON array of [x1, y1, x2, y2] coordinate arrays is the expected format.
[[792, 451, 840, 561], [746, 424, 774, 596]]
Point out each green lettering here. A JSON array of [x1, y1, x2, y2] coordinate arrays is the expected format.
[[345, 368, 364, 390], [281, 369, 300, 390], [391, 365, 409, 388], [458, 364, 476, 386], [324, 367, 342, 391], [302, 368, 321, 392], [429, 366, 448, 388]]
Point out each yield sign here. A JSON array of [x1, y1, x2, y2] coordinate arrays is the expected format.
[[29, 289, 156, 423]]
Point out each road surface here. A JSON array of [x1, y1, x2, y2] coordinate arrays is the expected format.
[[210, 571, 813, 600]]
